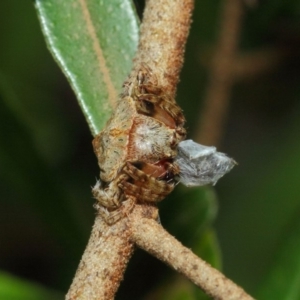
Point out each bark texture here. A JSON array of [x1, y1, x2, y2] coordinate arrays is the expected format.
[[66, 215, 134, 300], [132, 0, 194, 97], [131, 205, 254, 300]]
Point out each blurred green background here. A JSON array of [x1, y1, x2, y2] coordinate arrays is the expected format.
[[1, 0, 300, 299]]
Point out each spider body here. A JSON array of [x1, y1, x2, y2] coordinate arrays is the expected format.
[[92, 65, 185, 224]]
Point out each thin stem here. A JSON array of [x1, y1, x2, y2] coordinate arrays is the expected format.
[[66, 215, 134, 300], [232, 48, 284, 80], [196, 0, 244, 146], [131, 205, 254, 300], [132, 0, 194, 97], [66, 1, 255, 299]]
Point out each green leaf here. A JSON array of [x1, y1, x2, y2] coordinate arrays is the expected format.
[[35, 0, 139, 135], [0, 271, 63, 300], [256, 214, 300, 300]]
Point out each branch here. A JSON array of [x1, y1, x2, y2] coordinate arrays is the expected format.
[[66, 1, 255, 299], [67, 1, 194, 297], [131, 0, 194, 97], [199, 48, 285, 83], [195, 0, 244, 146], [67, 204, 254, 300], [66, 215, 134, 300], [131, 205, 254, 300], [232, 48, 285, 80]]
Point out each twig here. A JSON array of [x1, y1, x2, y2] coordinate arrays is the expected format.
[[66, 0, 255, 299], [66, 215, 134, 300], [195, 0, 244, 146], [232, 48, 285, 81], [67, 1, 194, 298], [131, 205, 254, 300], [131, 0, 194, 97], [200, 48, 285, 83]]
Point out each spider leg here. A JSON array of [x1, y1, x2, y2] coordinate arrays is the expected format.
[[92, 174, 128, 209], [119, 181, 172, 202], [94, 196, 135, 225], [120, 163, 174, 202]]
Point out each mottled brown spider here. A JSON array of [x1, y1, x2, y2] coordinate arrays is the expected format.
[[92, 64, 185, 224]]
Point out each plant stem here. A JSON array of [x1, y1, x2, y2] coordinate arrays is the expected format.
[[66, 1, 193, 297], [66, 1, 255, 299], [131, 0, 194, 97], [131, 205, 254, 300], [66, 215, 134, 300], [196, 0, 244, 146]]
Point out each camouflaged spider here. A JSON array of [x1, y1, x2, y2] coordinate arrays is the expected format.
[[92, 65, 185, 224]]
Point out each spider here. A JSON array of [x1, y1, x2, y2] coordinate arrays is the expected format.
[[92, 160, 179, 224], [92, 65, 185, 224]]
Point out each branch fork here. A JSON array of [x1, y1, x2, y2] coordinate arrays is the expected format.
[[66, 1, 254, 299]]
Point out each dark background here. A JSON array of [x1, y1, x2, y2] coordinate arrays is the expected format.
[[1, 0, 300, 299]]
